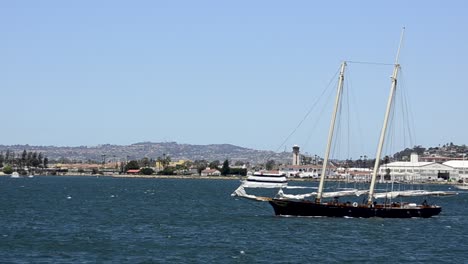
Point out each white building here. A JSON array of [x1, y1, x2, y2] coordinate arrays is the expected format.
[[443, 160, 468, 180], [200, 168, 221, 176], [378, 153, 454, 182]]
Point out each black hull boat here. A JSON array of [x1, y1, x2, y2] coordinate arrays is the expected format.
[[232, 29, 457, 218], [268, 199, 442, 218]]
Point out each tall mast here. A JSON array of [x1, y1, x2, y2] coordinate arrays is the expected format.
[[316, 61, 346, 203], [367, 28, 405, 205]]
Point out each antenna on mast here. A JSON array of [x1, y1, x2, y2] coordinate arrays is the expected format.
[[394, 27, 405, 65]]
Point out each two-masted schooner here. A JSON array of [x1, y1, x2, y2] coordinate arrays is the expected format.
[[233, 29, 456, 218]]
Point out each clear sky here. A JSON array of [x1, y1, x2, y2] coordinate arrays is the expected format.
[[1, 1, 467, 158]]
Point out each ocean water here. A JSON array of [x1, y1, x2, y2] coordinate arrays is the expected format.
[[1, 176, 467, 263]]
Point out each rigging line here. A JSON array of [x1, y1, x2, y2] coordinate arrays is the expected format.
[[397, 75, 412, 150], [347, 67, 365, 158], [346, 61, 394, 66], [401, 83, 410, 148], [303, 83, 336, 151], [265, 66, 341, 162], [400, 70, 416, 146]]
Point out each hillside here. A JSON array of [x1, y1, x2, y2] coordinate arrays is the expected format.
[[0, 142, 291, 164]]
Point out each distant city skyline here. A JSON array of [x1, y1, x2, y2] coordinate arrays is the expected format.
[[1, 1, 467, 158]]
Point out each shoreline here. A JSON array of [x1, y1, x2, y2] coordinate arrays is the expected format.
[[0, 173, 458, 185]]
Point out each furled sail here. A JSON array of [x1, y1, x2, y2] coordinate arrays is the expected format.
[[276, 189, 317, 199], [373, 190, 458, 199], [230, 186, 272, 201], [321, 189, 368, 198], [276, 188, 368, 200]]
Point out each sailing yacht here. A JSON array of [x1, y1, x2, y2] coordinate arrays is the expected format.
[[234, 29, 457, 218]]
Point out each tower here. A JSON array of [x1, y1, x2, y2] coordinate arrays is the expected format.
[[292, 145, 300, 166]]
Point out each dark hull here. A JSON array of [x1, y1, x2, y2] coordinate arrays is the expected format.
[[268, 199, 441, 218]]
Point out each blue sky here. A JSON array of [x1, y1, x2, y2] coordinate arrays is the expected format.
[[1, 1, 467, 158]]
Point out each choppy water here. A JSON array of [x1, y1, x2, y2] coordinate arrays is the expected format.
[[1, 176, 467, 263]]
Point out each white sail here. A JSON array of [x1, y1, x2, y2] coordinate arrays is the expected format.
[[277, 188, 368, 200], [373, 190, 458, 199], [230, 186, 272, 201], [277, 189, 317, 199], [284, 186, 317, 189], [321, 189, 366, 198]]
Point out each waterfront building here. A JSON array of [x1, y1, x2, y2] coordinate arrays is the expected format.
[[443, 160, 468, 180], [200, 168, 221, 176], [378, 153, 454, 182]]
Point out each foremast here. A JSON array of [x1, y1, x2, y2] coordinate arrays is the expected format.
[[367, 28, 405, 205], [316, 61, 346, 203]]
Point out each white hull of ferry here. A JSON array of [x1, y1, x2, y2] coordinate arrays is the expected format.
[[243, 172, 288, 188]]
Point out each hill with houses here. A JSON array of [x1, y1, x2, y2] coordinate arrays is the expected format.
[[0, 142, 466, 166], [0, 142, 291, 165]]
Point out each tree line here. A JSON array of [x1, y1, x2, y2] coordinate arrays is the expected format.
[[121, 157, 247, 176], [1, 149, 49, 174], [0, 149, 48, 168]]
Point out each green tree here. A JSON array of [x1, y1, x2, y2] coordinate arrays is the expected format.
[[157, 154, 171, 169], [229, 168, 247, 176], [3, 165, 13, 175], [194, 160, 208, 175], [120, 161, 125, 173], [27, 151, 33, 167], [265, 160, 276, 170], [157, 167, 175, 175], [221, 159, 230, 176], [21, 150, 27, 167], [37, 153, 43, 167], [31, 152, 41, 167], [209, 160, 220, 169], [140, 157, 150, 168], [0, 152, 4, 167], [183, 160, 193, 170], [125, 160, 140, 171], [234, 161, 245, 166], [5, 149, 11, 163], [140, 167, 155, 175], [43, 157, 49, 168]]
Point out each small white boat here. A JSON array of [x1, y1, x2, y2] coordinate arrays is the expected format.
[[10, 172, 21, 178], [454, 183, 468, 190]]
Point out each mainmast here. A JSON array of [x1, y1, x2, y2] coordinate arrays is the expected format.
[[367, 28, 405, 205], [316, 61, 346, 203]]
